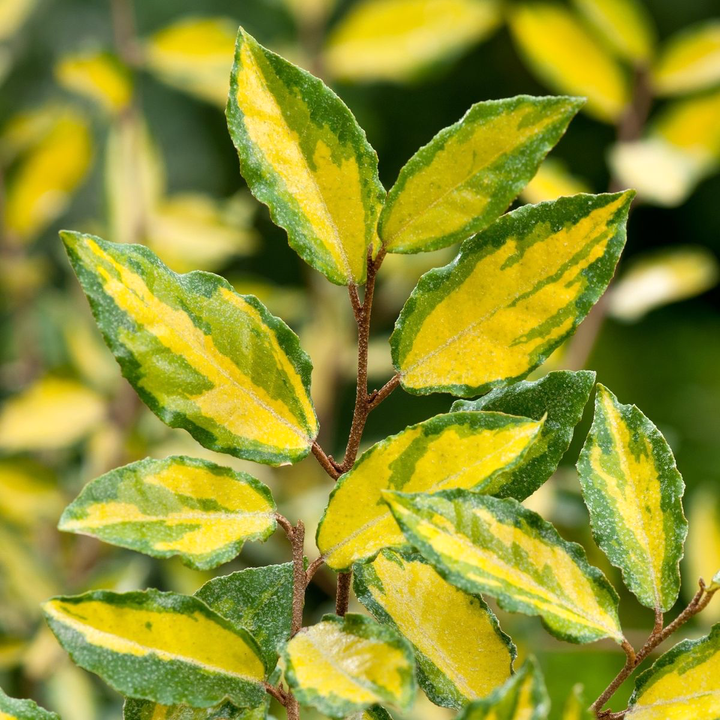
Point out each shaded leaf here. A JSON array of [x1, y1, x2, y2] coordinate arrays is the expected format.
[[124, 697, 268, 720], [0, 687, 59, 720]]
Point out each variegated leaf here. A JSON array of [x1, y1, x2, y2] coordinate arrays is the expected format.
[[385, 490, 623, 644], [283, 613, 416, 718], [44, 590, 267, 708], [452, 370, 595, 500], [324, 0, 501, 83], [0, 688, 58, 720], [59, 456, 277, 571], [391, 192, 633, 397], [354, 549, 515, 708], [456, 658, 549, 720], [578, 385, 687, 612], [562, 685, 593, 720], [378, 95, 582, 254], [123, 698, 268, 720], [317, 411, 544, 571], [62, 231, 318, 465], [653, 20, 720, 96], [508, 2, 629, 122], [346, 708, 393, 720], [626, 623, 720, 719], [227, 27, 384, 286]]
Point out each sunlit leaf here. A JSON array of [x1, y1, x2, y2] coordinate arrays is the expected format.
[[452, 371, 595, 500], [572, 0, 655, 63], [317, 411, 544, 570], [44, 590, 267, 708], [626, 623, 720, 719], [509, 2, 629, 122], [354, 548, 515, 708], [227, 27, 385, 285], [0, 0, 36, 42], [521, 158, 591, 204], [455, 658, 549, 720], [379, 95, 582, 254], [385, 489, 623, 644], [561, 685, 593, 720], [0, 376, 105, 452], [55, 50, 132, 113], [324, 0, 501, 82], [59, 456, 277, 570], [608, 247, 719, 321], [653, 20, 720, 96], [144, 17, 237, 106], [391, 192, 633, 396], [0, 687, 58, 720], [578, 385, 687, 611], [0, 460, 63, 527], [283, 613, 416, 717], [62, 232, 318, 465]]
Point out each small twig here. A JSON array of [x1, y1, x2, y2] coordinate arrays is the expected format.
[[311, 441, 341, 480], [110, 0, 141, 66], [305, 556, 325, 586], [336, 571, 352, 616], [276, 514, 307, 636], [264, 682, 288, 705], [368, 373, 401, 410]]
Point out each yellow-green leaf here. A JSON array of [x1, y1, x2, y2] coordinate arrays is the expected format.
[[0, 376, 105, 452], [0, 460, 63, 527], [456, 658, 549, 720], [385, 490, 623, 644], [55, 50, 133, 114], [562, 685, 593, 720], [317, 411, 544, 571], [653, 20, 720, 96], [59, 456, 277, 570], [283, 613, 416, 718], [521, 158, 591, 204], [354, 549, 515, 708], [379, 95, 582, 254], [572, 0, 655, 63], [124, 696, 268, 720], [686, 488, 720, 625], [626, 623, 720, 719], [44, 590, 267, 708], [0, 687, 58, 720], [144, 17, 237, 106], [0, 0, 36, 42], [227, 26, 385, 285], [578, 385, 687, 611], [391, 192, 633, 397], [509, 2, 630, 122], [62, 231, 318, 465], [324, 0, 501, 83]]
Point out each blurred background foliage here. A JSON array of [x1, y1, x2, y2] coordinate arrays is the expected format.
[[1, 0, 720, 718]]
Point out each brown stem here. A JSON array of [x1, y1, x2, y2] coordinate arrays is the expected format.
[[311, 441, 341, 480], [305, 556, 325, 585], [110, 0, 141, 66], [286, 693, 301, 720], [264, 683, 287, 705], [336, 571, 352, 616], [276, 514, 307, 636]]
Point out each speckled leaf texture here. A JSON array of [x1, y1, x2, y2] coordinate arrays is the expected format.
[[353, 548, 515, 709], [626, 623, 720, 719], [226, 27, 385, 285], [391, 192, 634, 397], [578, 385, 687, 612], [283, 613, 416, 718], [455, 658, 549, 720], [317, 411, 544, 571], [379, 95, 582, 254], [62, 231, 318, 465], [43, 590, 267, 708], [0, 688, 59, 720], [346, 708, 393, 720], [123, 697, 268, 720], [452, 370, 595, 500], [385, 490, 623, 644], [59, 456, 277, 571]]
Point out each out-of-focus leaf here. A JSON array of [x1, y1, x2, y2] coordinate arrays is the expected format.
[[561, 685, 593, 719], [509, 2, 629, 122], [60, 456, 277, 570], [45, 662, 99, 720], [653, 20, 720, 96], [324, 0, 501, 82], [354, 548, 515, 708], [0, 0, 36, 41], [0, 376, 105, 452], [64, 317, 121, 391], [0, 687, 59, 720], [0, 104, 64, 163], [521, 158, 591, 204], [608, 247, 719, 321], [4, 111, 92, 244], [283, 613, 417, 718], [55, 50, 132, 113], [572, 0, 655, 63], [578, 385, 687, 611], [452, 371, 596, 501], [317, 411, 543, 570], [229, 279, 308, 326], [144, 17, 237, 106], [385, 490, 623, 644], [379, 95, 582, 254], [62, 232, 318, 465], [227, 26, 385, 285], [44, 590, 267, 708], [284, 0, 336, 26], [626, 624, 720, 719], [686, 488, 720, 624], [0, 460, 63, 527], [124, 698, 268, 720], [391, 192, 633, 397]]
